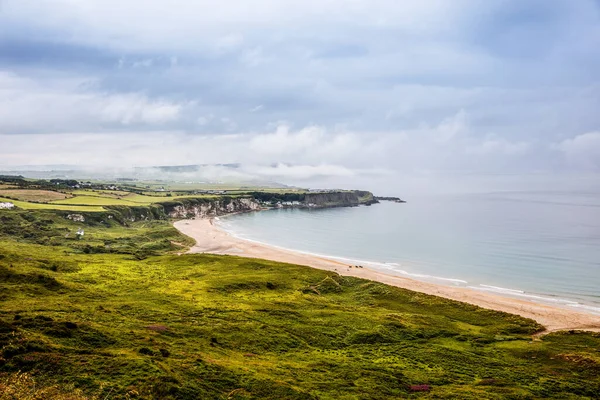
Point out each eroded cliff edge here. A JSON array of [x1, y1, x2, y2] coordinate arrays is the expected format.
[[59, 190, 379, 225], [163, 190, 377, 219]]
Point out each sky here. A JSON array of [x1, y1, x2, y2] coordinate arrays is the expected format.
[[0, 0, 599, 194]]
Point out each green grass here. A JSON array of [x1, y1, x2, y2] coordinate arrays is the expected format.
[[70, 189, 134, 198], [49, 191, 217, 207], [0, 197, 105, 212], [2, 188, 216, 209], [123, 193, 218, 204], [1, 209, 600, 399], [50, 195, 141, 206]]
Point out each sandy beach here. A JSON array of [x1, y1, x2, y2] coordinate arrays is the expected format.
[[174, 218, 600, 334]]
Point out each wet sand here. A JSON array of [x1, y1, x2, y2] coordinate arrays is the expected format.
[[174, 218, 600, 334]]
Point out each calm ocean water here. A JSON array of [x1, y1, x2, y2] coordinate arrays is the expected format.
[[218, 191, 600, 314]]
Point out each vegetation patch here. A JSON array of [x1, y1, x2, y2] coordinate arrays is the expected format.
[[0, 208, 599, 399], [0, 372, 96, 400], [0, 189, 72, 203], [0, 197, 105, 212]]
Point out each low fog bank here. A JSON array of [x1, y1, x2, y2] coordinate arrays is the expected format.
[[3, 164, 599, 199]]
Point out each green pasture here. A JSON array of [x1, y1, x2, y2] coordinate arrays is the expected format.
[[1, 209, 599, 399]]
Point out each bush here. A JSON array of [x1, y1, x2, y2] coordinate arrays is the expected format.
[[0, 372, 96, 400]]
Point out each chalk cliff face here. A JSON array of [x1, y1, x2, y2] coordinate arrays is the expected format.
[[164, 191, 376, 219], [73, 191, 377, 225], [165, 197, 262, 219]]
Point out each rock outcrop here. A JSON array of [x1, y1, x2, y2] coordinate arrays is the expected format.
[[374, 196, 406, 203], [66, 214, 85, 222], [303, 190, 376, 207], [165, 197, 262, 219]]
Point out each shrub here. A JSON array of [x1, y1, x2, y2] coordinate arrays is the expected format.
[[0, 371, 96, 400]]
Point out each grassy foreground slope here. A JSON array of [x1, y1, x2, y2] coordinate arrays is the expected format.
[[1, 209, 600, 399]]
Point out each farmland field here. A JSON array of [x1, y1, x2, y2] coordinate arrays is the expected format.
[[50, 195, 140, 206], [0, 197, 105, 212], [71, 189, 133, 198], [0, 189, 72, 202], [52, 193, 218, 206], [124, 193, 217, 203]]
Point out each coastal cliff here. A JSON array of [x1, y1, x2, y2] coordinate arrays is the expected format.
[[164, 190, 377, 219], [249, 190, 376, 208], [303, 190, 376, 207], [57, 190, 378, 225], [164, 197, 262, 219]]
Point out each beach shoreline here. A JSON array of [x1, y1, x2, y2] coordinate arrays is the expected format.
[[173, 217, 600, 334]]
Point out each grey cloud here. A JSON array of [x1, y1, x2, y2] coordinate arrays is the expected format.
[[0, 71, 185, 133], [1, 0, 599, 191]]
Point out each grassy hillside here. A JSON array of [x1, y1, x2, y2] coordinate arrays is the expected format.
[[1, 209, 600, 399], [0, 179, 315, 212]]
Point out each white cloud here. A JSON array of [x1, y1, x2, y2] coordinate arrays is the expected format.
[[249, 125, 362, 163], [131, 58, 154, 68], [246, 163, 355, 180], [0, 119, 535, 170], [220, 117, 238, 131], [1, 123, 598, 193], [240, 47, 268, 67], [197, 114, 214, 126], [466, 136, 530, 156], [1, 1, 482, 52], [99, 94, 181, 124], [432, 109, 468, 144], [0, 71, 183, 132], [216, 33, 245, 52], [250, 125, 322, 154], [557, 131, 600, 170]]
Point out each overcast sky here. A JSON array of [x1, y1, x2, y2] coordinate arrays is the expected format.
[[1, 1, 599, 193]]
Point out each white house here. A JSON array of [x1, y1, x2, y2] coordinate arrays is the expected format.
[[0, 202, 15, 209]]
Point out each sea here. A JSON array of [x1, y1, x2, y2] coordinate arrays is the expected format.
[[217, 191, 600, 314]]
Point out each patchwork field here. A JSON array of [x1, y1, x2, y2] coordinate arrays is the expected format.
[[51, 193, 218, 206], [124, 193, 217, 204], [0, 184, 19, 189], [0, 178, 309, 213], [0, 186, 217, 210], [0, 197, 105, 212], [1, 208, 600, 399], [50, 195, 141, 206], [71, 189, 134, 198], [0, 189, 72, 202]]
